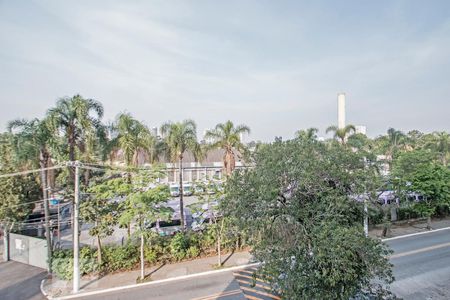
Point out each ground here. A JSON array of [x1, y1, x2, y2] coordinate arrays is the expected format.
[[0, 261, 47, 300]]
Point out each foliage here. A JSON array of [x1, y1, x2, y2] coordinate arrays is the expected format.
[[46, 94, 104, 163], [170, 232, 190, 260], [51, 247, 99, 280], [224, 138, 396, 299], [204, 120, 250, 175], [107, 113, 157, 166], [326, 124, 356, 144], [0, 134, 41, 228], [103, 243, 139, 271]]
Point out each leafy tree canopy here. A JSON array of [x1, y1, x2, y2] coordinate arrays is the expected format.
[[224, 139, 396, 299]]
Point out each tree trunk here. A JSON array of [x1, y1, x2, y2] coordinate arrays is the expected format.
[[40, 151, 53, 273], [217, 235, 222, 267], [2, 224, 9, 262], [84, 169, 90, 186], [427, 215, 432, 230], [97, 235, 102, 266], [140, 232, 145, 280], [179, 156, 185, 229], [127, 224, 131, 238]]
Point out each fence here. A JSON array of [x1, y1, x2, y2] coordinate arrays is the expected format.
[[8, 233, 48, 269]]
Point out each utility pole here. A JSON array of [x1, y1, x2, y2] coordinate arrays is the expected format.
[[73, 161, 80, 293], [40, 165, 52, 273]]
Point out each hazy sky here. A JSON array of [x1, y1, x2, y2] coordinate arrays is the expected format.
[[1, 1, 449, 141]]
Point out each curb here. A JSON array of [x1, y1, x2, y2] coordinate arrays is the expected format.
[[50, 262, 260, 300], [381, 226, 450, 242], [40, 277, 49, 299]]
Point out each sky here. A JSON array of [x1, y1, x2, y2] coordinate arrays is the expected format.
[[0, 0, 449, 142]]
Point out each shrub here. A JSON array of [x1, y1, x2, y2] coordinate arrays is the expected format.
[[170, 233, 190, 260], [186, 246, 200, 259], [52, 249, 73, 280], [144, 247, 158, 264], [103, 243, 139, 272], [51, 247, 98, 280]]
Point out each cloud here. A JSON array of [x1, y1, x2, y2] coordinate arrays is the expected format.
[[0, 1, 449, 141]]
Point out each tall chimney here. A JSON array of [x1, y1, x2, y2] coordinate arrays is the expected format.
[[337, 93, 346, 129]]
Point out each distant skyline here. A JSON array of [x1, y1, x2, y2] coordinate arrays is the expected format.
[[1, 1, 449, 141]]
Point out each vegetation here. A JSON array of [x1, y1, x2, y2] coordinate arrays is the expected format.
[[326, 124, 356, 144], [160, 120, 200, 229], [224, 139, 396, 299], [204, 120, 250, 176], [1, 94, 449, 298]]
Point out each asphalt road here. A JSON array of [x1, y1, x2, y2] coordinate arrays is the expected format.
[[66, 271, 247, 300], [5, 227, 450, 300], [65, 228, 450, 300], [387, 228, 450, 299], [0, 261, 47, 300]]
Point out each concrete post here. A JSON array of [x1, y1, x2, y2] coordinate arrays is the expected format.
[[73, 162, 80, 293]]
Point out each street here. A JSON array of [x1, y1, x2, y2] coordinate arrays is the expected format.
[[2, 228, 449, 300], [54, 227, 450, 300], [387, 228, 450, 299], [0, 261, 46, 300]]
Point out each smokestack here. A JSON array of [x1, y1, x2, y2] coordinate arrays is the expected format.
[[337, 93, 346, 129]]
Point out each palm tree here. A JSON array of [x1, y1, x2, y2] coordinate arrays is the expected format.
[[295, 128, 318, 141], [204, 121, 250, 176], [326, 125, 356, 144], [426, 132, 450, 165], [160, 120, 199, 229], [386, 128, 405, 154], [47, 95, 104, 163], [8, 118, 55, 272], [107, 113, 155, 167]]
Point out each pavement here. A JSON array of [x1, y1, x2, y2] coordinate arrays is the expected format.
[[387, 228, 450, 299], [43, 250, 252, 298], [6, 217, 450, 300], [0, 261, 47, 300]]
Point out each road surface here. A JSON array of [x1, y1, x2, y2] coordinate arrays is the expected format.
[[63, 228, 450, 300], [0, 261, 46, 300], [387, 228, 450, 299]]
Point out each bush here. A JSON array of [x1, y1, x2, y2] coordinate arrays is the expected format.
[[103, 243, 139, 272], [51, 247, 98, 280], [144, 247, 158, 264], [52, 249, 73, 280], [170, 233, 190, 260], [186, 246, 200, 258], [397, 205, 420, 220]]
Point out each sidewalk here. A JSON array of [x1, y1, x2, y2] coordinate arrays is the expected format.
[[42, 250, 252, 298], [369, 217, 450, 238], [42, 216, 450, 298]]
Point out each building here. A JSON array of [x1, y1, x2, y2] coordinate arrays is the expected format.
[[337, 93, 346, 129], [355, 125, 367, 135]]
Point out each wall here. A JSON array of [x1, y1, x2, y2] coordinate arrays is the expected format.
[[9, 233, 48, 270]]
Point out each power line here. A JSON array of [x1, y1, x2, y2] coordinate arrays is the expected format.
[[0, 164, 66, 178]]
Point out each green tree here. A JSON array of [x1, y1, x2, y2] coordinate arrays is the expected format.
[[224, 139, 396, 299], [107, 113, 156, 167], [119, 181, 172, 281], [160, 120, 200, 229], [8, 118, 56, 270], [47, 94, 104, 164], [204, 120, 250, 176], [409, 163, 450, 229], [295, 128, 318, 142], [0, 134, 40, 260], [425, 131, 450, 166], [80, 179, 120, 266], [326, 124, 356, 144], [188, 181, 231, 267]]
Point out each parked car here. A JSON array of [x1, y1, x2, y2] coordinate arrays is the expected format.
[[169, 183, 180, 197], [183, 183, 193, 196]]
